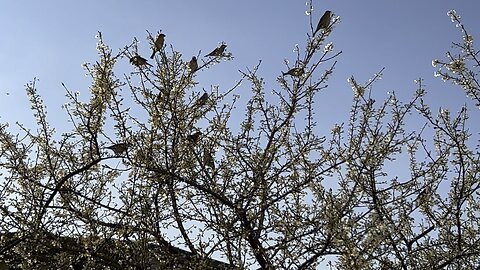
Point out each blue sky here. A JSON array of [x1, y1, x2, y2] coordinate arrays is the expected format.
[[1, 1, 479, 139], [1, 1, 480, 267]]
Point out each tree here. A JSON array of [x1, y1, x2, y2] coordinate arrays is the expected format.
[[1, 5, 480, 270]]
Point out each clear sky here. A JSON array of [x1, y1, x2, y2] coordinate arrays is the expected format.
[[1, 1, 479, 146], [1, 1, 480, 267], [0, 0, 480, 132]]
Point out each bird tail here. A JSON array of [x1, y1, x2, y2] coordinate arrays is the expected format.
[[150, 51, 156, 59]]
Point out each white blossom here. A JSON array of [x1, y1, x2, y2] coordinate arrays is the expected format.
[[447, 10, 458, 22], [463, 34, 474, 46], [440, 108, 450, 118], [324, 42, 334, 53], [447, 59, 465, 73], [331, 125, 341, 135]]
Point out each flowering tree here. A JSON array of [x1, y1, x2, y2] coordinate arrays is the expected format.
[[0, 5, 479, 270], [433, 10, 480, 109]]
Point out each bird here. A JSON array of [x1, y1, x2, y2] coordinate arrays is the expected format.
[[150, 33, 166, 59], [194, 93, 209, 107], [187, 131, 202, 144], [314, 10, 332, 36], [282, 67, 305, 77], [203, 148, 215, 169], [205, 44, 227, 57], [188, 56, 198, 73], [106, 143, 128, 155], [130, 55, 150, 67]]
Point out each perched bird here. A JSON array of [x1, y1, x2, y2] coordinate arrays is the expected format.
[[188, 56, 198, 73], [130, 55, 150, 67], [150, 33, 166, 59], [205, 44, 227, 57], [187, 131, 202, 144], [194, 93, 209, 107], [106, 143, 128, 155], [282, 67, 305, 77], [314, 10, 332, 36], [203, 148, 215, 169]]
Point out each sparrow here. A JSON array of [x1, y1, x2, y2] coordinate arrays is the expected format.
[[187, 131, 202, 144], [130, 55, 151, 67], [150, 33, 166, 59], [205, 44, 227, 57], [282, 67, 305, 77], [314, 10, 332, 36], [106, 143, 128, 155], [203, 148, 215, 169], [194, 93, 209, 107], [188, 56, 198, 73]]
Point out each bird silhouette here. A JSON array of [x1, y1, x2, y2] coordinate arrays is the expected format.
[[205, 44, 227, 57], [282, 67, 305, 77], [187, 131, 202, 144], [203, 148, 215, 169], [314, 11, 332, 36], [194, 93, 209, 107], [106, 143, 128, 155], [150, 33, 166, 59], [188, 56, 198, 73], [130, 55, 151, 67]]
